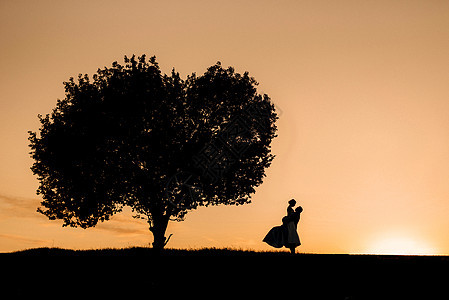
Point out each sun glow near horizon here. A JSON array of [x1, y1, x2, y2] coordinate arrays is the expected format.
[[365, 233, 438, 255]]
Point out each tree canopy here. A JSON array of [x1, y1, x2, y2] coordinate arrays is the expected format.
[[29, 55, 278, 249]]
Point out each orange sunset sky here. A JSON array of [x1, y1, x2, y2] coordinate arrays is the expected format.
[[1, 0, 449, 254]]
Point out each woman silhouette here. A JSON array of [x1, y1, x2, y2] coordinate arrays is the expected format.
[[263, 199, 302, 253]]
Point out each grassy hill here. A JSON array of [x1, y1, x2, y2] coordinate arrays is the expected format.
[[3, 247, 448, 299]]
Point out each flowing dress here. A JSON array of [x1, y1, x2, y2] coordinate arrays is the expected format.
[[262, 224, 287, 248]]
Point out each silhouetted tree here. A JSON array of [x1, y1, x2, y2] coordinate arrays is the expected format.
[[29, 55, 278, 250]]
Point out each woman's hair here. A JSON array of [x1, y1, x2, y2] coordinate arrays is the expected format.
[[288, 199, 296, 206], [295, 206, 303, 213]]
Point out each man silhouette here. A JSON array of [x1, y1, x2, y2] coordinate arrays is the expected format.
[[285, 205, 302, 254]]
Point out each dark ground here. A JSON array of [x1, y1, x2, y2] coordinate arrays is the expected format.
[[2, 247, 448, 299]]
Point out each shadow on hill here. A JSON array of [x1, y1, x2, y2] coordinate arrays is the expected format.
[[3, 247, 448, 298]]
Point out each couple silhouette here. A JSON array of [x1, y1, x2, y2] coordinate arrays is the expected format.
[[263, 199, 303, 254]]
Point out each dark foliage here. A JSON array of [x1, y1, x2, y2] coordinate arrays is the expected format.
[[28, 55, 278, 248]]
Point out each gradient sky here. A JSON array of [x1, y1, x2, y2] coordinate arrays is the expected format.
[[1, 0, 449, 254]]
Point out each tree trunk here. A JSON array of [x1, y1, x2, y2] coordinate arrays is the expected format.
[[150, 214, 170, 251]]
